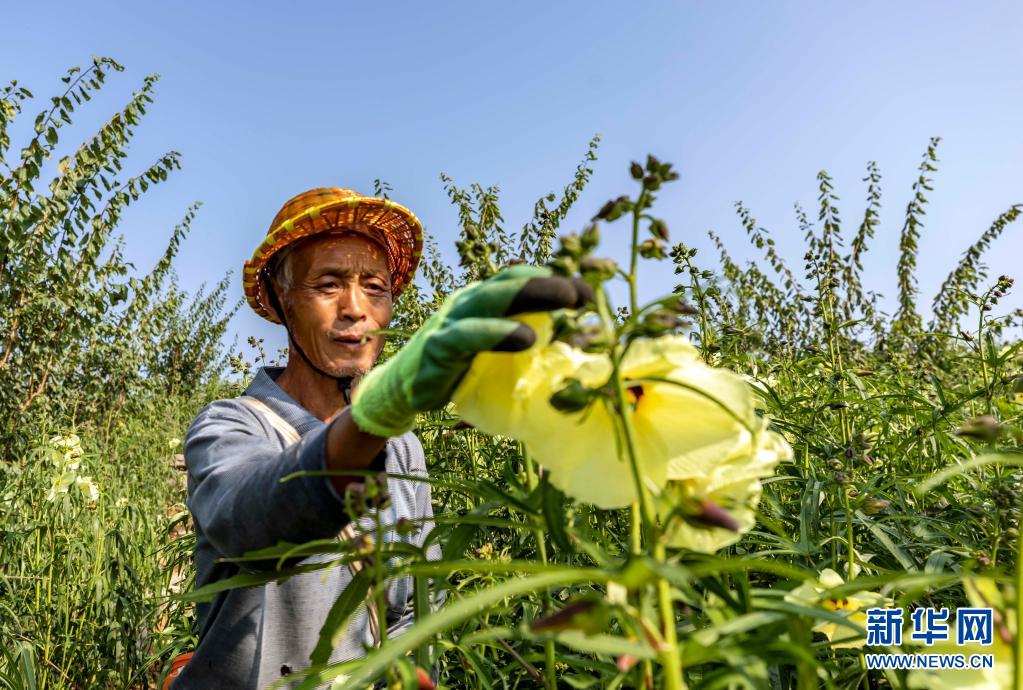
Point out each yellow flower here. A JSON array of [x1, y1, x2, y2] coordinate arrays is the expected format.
[[661, 418, 790, 552], [907, 578, 1014, 690], [49, 434, 81, 454], [75, 476, 100, 502], [785, 568, 887, 649], [168, 437, 181, 449], [46, 471, 77, 502], [453, 316, 777, 510]]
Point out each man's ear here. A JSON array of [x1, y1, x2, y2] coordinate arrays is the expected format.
[[263, 275, 289, 325]]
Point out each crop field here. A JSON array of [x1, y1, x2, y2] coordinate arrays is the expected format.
[[1, 59, 1021, 690]]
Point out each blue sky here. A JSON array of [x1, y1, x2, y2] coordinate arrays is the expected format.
[[4, 2, 1022, 355]]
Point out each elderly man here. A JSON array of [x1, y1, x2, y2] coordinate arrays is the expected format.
[[171, 188, 589, 688]]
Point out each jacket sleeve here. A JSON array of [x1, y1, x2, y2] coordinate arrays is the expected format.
[[184, 400, 351, 565], [385, 432, 447, 636]]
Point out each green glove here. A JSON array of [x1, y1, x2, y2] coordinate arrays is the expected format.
[[350, 265, 592, 437]]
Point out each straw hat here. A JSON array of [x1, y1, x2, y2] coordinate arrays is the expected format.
[[243, 188, 423, 324]]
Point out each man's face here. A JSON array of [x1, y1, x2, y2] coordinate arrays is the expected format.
[[277, 233, 393, 377]]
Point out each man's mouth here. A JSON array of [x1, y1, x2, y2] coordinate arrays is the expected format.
[[332, 333, 368, 348]]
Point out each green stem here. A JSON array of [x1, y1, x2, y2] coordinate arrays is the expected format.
[[628, 191, 647, 316], [523, 446, 557, 690], [843, 489, 855, 577], [610, 355, 684, 690], [978, 308, 993, 416], [1015, 492, 1022, 690]]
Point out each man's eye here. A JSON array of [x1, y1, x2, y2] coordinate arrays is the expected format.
[[365, 282, 388, 294], [316, 282, 339, 291]]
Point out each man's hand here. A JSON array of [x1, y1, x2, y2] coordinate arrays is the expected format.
[[350, 265, 592, 438]]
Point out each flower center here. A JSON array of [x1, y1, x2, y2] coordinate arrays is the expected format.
[[625, 383, 645, 407], [823, 597, 853, 612]]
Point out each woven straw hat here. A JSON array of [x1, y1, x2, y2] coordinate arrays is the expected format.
[[243, 188, 423, 324]]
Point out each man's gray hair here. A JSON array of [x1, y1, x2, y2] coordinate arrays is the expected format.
[[269, 245, 297, 296]]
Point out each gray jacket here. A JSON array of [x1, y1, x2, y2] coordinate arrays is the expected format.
[[173, 367, 441, 689]]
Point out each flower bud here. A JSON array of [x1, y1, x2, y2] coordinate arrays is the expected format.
[[638, 239, 666, 260], [686, 498, 740, 532], [559, 233, 583, 258], [617, 654, 639, 673], [630, 161, 644, 180], [569, 327, 610, 353], [415, 667, 436, 690], [955, 415, 1004, 442], [672, 299, 699, 316], [593, 196, 630, 222], [862, 497, 890, 514], [649, 218, 669, 241], [396, 518, 419, 536], [550, 379, 594, 412], [530, 595, 609, 636], [580, 256, 619, 282]]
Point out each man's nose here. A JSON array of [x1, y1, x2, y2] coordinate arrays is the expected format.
[[336, 283, 368, 322]]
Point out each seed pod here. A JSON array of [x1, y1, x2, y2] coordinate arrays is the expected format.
[[630, 161, 644, 180]]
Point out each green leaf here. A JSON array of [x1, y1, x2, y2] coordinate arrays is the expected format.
[[309, 567, 373, 666], [541, 477, 573, 554]]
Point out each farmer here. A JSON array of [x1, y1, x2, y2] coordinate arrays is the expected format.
[[171, 188, 590, 688]]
